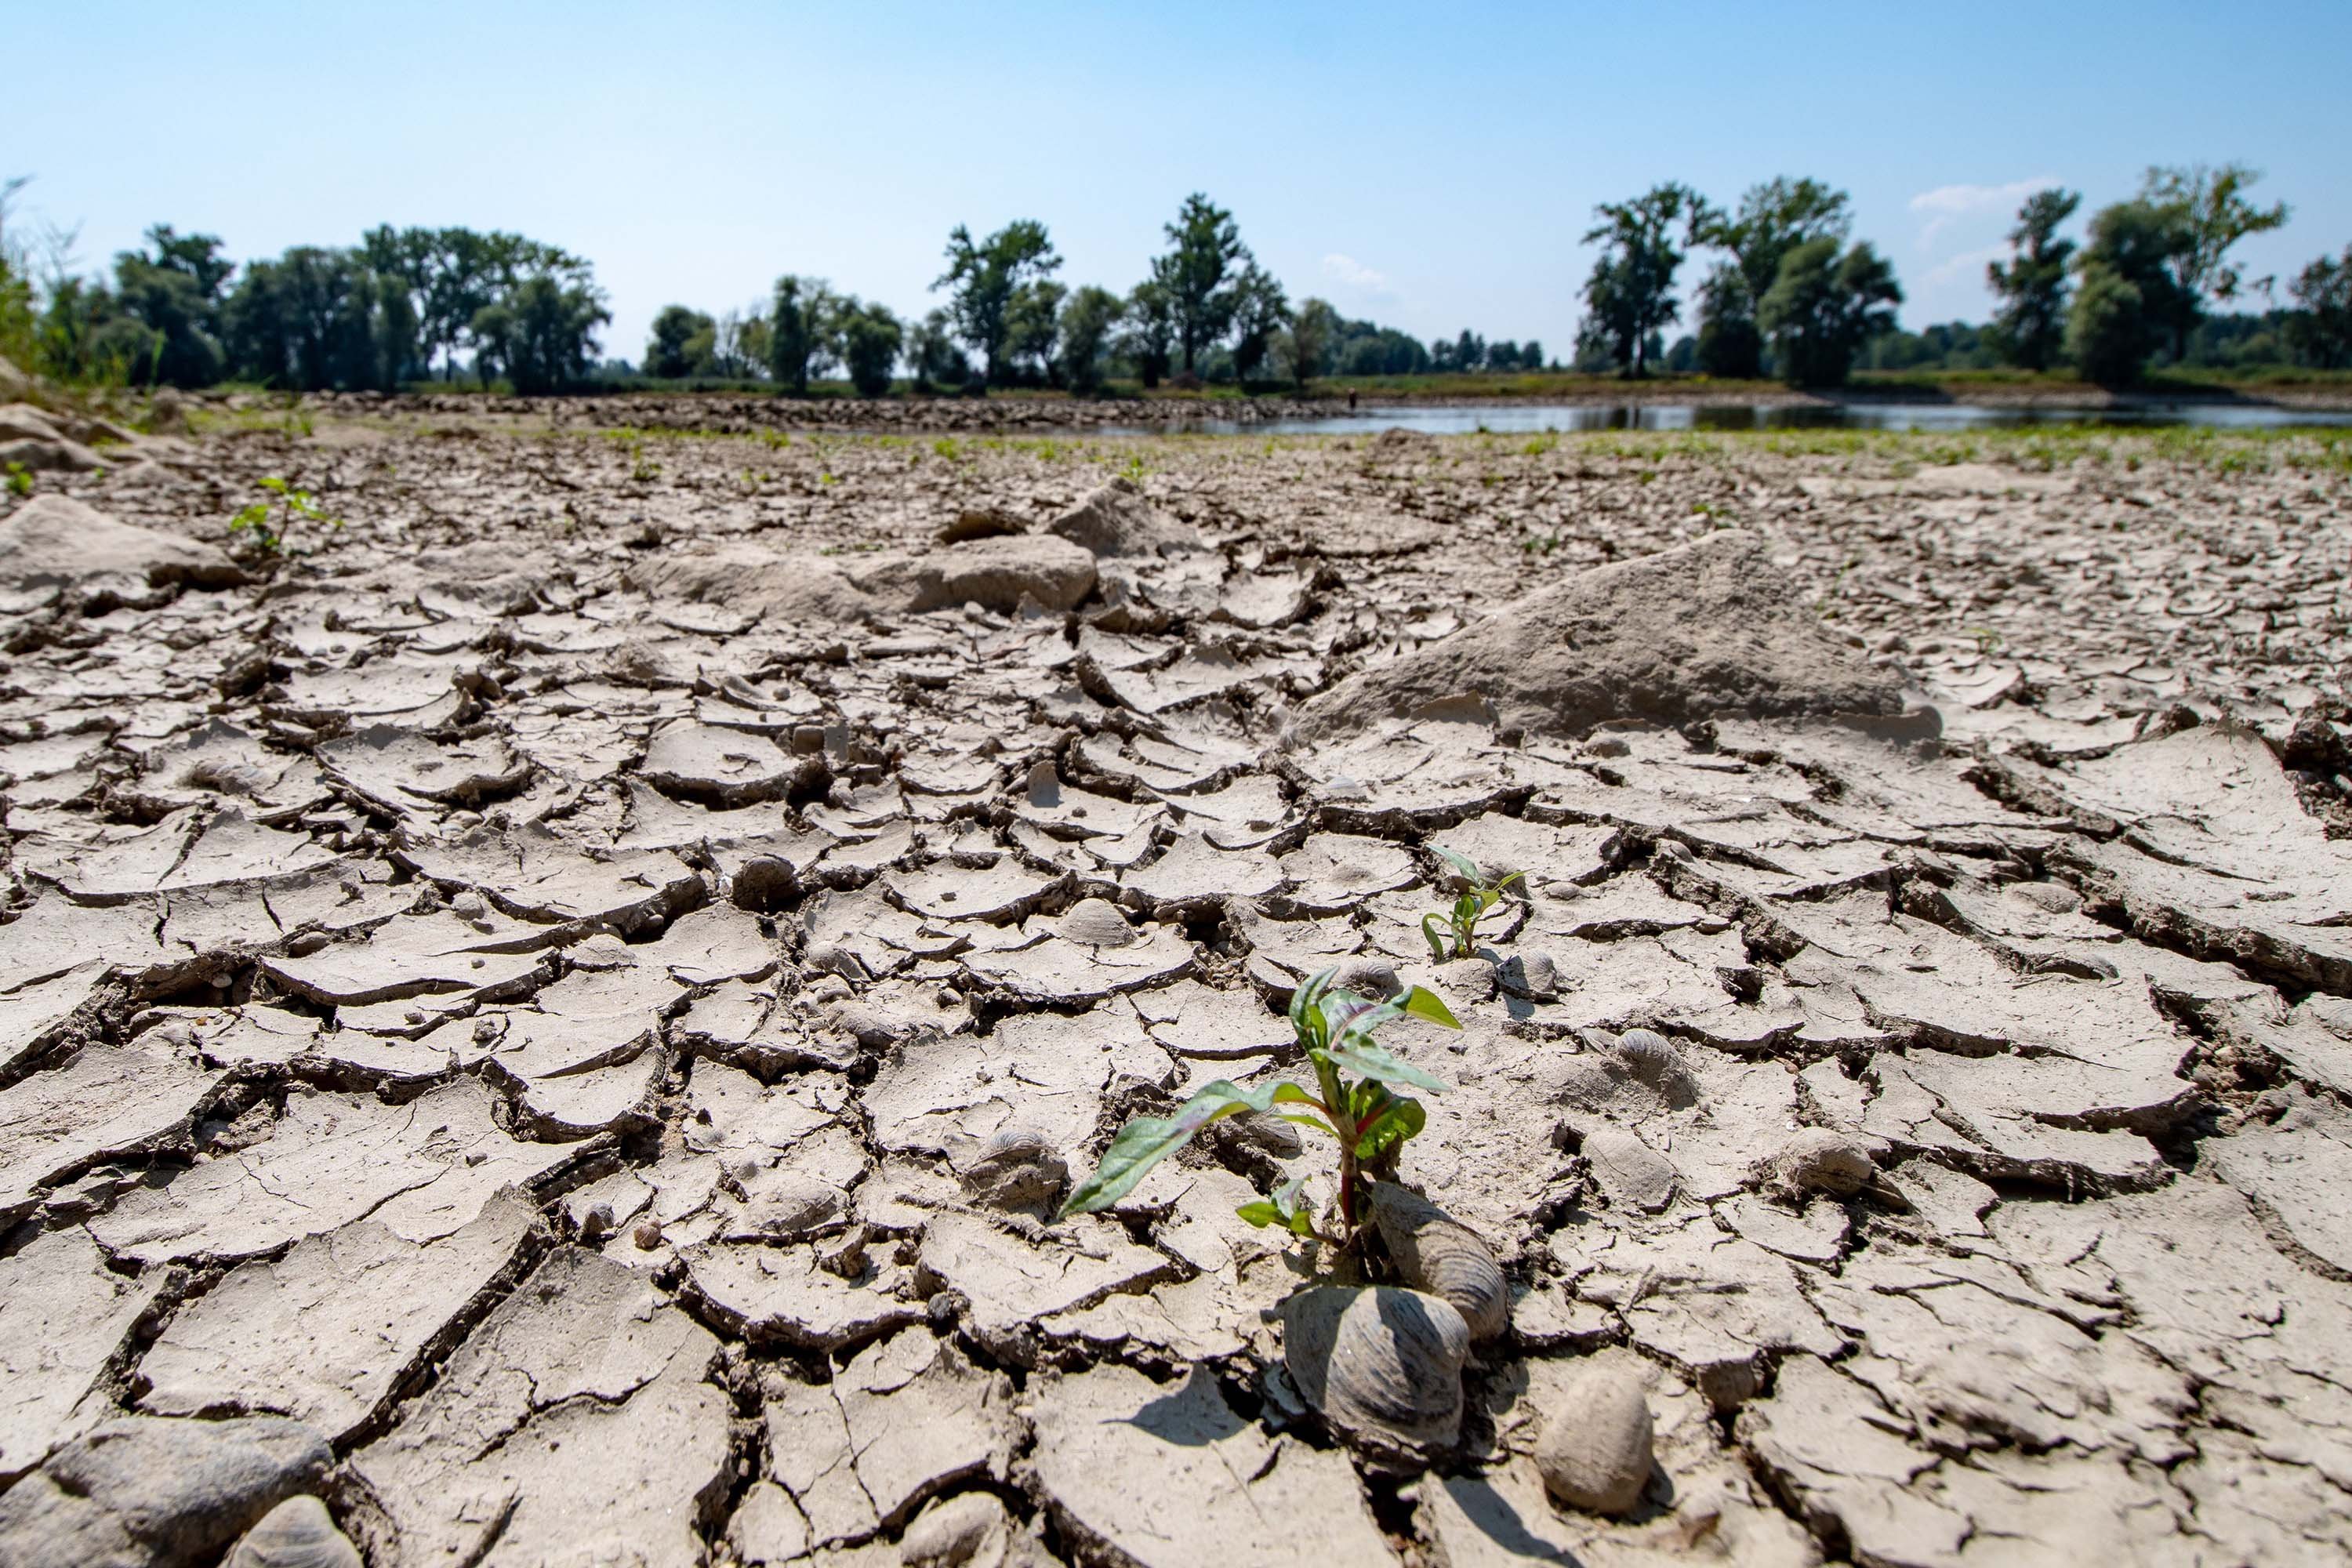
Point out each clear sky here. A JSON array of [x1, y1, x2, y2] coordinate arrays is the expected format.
[[10, 1, 2349, 366]]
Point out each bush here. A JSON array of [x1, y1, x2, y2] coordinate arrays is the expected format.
[[2067, 265, 2151, 385]]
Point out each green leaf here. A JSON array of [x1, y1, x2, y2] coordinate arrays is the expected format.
[[1432, 844, 1483, 884], [1235, 1199, 1284, 1228], [1319, 1033, 1448, 1094], [1289, 966, 1340, 1046], [1422, 912, 1450, 963], [259, 476, 289, 495], [1058, 1079, 1298, 1218], [1399, 985, 1461, 1029], [1354, 1095, 1426, 1160], [1236, 1173, 1316, 1234]]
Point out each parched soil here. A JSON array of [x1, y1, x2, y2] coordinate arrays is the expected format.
[[1, 408, 2350, 1566]]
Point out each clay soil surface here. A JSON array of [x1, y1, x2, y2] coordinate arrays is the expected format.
[[2, 406, 2350, 1566]]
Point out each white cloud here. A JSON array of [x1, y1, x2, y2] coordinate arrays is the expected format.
[[1926, 242, 2006, 288], [1321, 252, 1396, 298], [1908, 176, 2059, 249]]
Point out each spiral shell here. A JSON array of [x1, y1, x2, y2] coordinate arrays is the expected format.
[[226, 1496, 363, 1568], [1367, 1181, 1509, 1341], [1283, 1284, 1469, 1467]]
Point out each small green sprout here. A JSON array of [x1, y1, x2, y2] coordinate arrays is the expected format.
[[1059, 966, 1460, 1241], [1963, 625, 2004, 655], [4, 462, 30, 498], [229, 475, 340, 555], [1422, 846, 1524, 963]]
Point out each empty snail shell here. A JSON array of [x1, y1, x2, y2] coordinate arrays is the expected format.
[[226, 1496, 363, 1568], [1283, 1284, 1470, 1467], [1497, 951, 1559, 1000], [1367, 1181, 1509, 1341], [962, 1127, 1070, 1212]]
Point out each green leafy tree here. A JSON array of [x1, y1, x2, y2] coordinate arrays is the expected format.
[[1577, 183, 1709, 377], [1152, 194, 1247, 375], [1119, 279, 1174, 388], [2066, 201, 2195, 381], [933, 220, 1060, 388], [1228, 262, 1289, 385], [1985, 189, 2080, 371], [2066, 265, 2151, 383], [1757, 238, 1901, 387], [222, 247, 417, 392], [2140, 163, 2291, 359], [469, 271, 608, 394], [1056, 285, 1123, 395], [0, 176, 34, 372], [111, 225, 234, 387], [1004, 278, 1067, 385], [1695, 177, 1851, 379], [2287, 248, 2352, 368], [908, 307, 967, 390], [768, 274, 842, 393], [644, 304, 716, 379], [1284, 296, 1340, 386], [834, 299, 902, 395]]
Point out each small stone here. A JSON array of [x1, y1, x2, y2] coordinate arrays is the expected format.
[[1534, 1363, 1655, 1515], [633, 1221, 663, 1250]]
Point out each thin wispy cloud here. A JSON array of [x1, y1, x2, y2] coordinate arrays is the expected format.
[[1322, 252, 1396, 299], [1909, 176, 2058, 249], [1926, 242, 2006, 288]]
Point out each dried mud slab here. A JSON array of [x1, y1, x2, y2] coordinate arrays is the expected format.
[[3, 416, 2350, 1565]]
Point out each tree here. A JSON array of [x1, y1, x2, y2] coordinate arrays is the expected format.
[[1057, 285, 1123, 395], [768, 274, 840, 393], [2284, 249, 2352, 368], [644, 304, 716, 379], [934, 220, 1059, 388], [1523, 339, 1544, 370], [111, 224, 235, 387], [1757, 238, 1901, 387], [1228, 263, 1289, 386], [1985, 189, 2080, 372], [470, 271, 608, 394], [1004, 278, 1067, 385], [907, 308, 967, 391], [1694, 177, 1851, 379], [1577, 184, 1709, 377], [1120, 280, 1174, 388], [2067, 201, 2194, 380], [1152, 194, 1247, 375], [2140, 162, 2291, 358], [2066, 266, 2151, 384], [1285, 296, 1341, 387], [836, 299, 902, 396]]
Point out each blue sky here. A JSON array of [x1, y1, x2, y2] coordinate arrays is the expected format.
[[11, 2, 2349, 365]]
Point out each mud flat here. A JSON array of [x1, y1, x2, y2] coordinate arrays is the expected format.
[[0, 407, 2349, 1565]]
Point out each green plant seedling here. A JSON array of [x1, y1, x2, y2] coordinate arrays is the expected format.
[[229, 475, 339, 555], [4, 462, 30, 498], [1421, 845, 1524, 962], [1059, 966, 1460, 1242]]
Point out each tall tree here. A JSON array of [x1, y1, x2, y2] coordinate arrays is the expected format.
[[644, 304, 715, 379], [1004, 278, 1068, 384], [2140, 162, 2291, 358], [2286, 249, 2352, 369], [1119, 280, 1174, 388], [1285, 296, 1341, 387], [768, 274, 840, 392], [1579, 184, 1710, 376], [2067, 201, 2195, 380], [1228, 262, 1289, 386], [933, 220, 1059, 388], [835, 299, 902, 396], [1986, 188, 2081, 372], [1694, 177, 1852, 378], [1757, 238, 1901, 387], [470, 270, 608, 394], [1056, 285, 1123, 395], [908, 308, 968, 390], [1151, 194, 1247, 375], [111, 225, 234, 387]]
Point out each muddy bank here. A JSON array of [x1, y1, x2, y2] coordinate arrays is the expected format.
[[2, 415, 2350, 1565]]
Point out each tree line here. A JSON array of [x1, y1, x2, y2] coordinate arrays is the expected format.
[[3, 169, 2346, 397], [1574, 162, 2347, 384]]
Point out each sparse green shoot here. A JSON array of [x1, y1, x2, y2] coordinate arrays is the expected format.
[[1422, 846, 1524, 962]]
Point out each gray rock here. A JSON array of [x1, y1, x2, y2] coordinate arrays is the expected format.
[[0, 1416, 331, 1568], [1046, 477, 1204, 558]]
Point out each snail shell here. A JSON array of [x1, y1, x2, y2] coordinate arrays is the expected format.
[[1612, 1027, 1682, 1078], [1282, 1284, 1469, 1466], [1367, 1181, 1508, 1341], [962, 1127, 1070, 1212], [1330, 956, 1402, 1000], [226, 1496, 363, 1568], [1056, 897, 1138, 949], [1770, 1127, 1877, 1199]]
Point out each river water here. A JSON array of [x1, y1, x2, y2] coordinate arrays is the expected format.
[[1110, 400, 2352, 437]]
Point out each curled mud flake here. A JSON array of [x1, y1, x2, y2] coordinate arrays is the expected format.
[[1281, 1283, 1470, 1468], [1367, 1180, 1510, 1342]]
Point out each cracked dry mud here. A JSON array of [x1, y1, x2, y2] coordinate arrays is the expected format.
[[1, 405, 2349, 1567]]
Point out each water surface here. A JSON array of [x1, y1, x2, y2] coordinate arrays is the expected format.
[[1110, 401, 2352, 437]]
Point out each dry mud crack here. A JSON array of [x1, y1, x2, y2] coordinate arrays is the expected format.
[[1, 409, 2350, 1566]]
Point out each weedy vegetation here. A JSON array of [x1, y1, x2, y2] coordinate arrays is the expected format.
[[229, 475, 339, 554], [4, 461, 29, 498], [1059, 966, 1460, 1243], [1422, 846, 1524, 962]]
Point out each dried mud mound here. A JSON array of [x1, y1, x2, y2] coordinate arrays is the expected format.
[[1294, 528, 1910, 741], [2, 422, 2350, 1566]]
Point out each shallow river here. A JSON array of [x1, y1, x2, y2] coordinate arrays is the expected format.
[[1112, 400, 2352, 437]]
